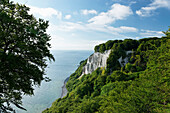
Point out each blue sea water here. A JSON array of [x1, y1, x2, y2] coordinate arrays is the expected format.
[[16, 50, 93, 113]]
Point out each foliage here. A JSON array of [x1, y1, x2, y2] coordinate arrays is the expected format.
[[66, 59, 87, 92], [94, 40, 123, 53], [43, 30, 170, 113], [0, 0, 54, 112]]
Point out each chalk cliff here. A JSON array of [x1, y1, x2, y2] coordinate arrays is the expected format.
[[80, 50, 111, 78]]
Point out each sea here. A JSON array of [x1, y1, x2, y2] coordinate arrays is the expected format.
[[15, 50, 93, 113]]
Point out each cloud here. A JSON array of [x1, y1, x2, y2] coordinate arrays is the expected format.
[[140, 29, 164, 37], [88, 3, 133, 25], [28, 6, 62, 19], [51, 21, 138, 35], [129, 1, 137, 6], [65, 15, 71, 19], [107, 26, 138, 33], [81, 9, 98, 15], [136, 0, 170, 17], [49, 34, 105, 50], [49, 22, 85, 32]]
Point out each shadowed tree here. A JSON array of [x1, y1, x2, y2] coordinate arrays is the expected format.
[[0, 0, 54, 112]]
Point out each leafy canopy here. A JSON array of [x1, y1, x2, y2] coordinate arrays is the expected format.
[[0, 0, 54, 112]]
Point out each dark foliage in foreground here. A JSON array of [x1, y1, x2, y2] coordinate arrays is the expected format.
[[0, 0, 54, 112]]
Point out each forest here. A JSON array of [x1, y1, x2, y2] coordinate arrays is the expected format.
[[1, 0, 170, 113], [43, 29, 170, 113]]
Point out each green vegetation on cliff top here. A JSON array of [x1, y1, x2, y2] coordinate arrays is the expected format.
[[43, 29, 170, 113]]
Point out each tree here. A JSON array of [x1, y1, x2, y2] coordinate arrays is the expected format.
[[0, 0, 54, 112], [99, 44, 106, 53], [94, 45, 99, 52], [163, 27, 170, 38]]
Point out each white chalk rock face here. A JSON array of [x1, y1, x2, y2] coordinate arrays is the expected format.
[[80, 50, 111, 77], [118, 51, 133, 67]]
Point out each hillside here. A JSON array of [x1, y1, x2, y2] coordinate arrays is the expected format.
[[43, 30, 170, 113]]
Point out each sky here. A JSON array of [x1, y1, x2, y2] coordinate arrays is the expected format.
[[12, 0, 170, 50]]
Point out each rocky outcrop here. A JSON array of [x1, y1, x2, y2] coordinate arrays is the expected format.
[[118, 51, 133, 67], [80, 50, 111, 78], [61, 77, 69, 98], [79, 50, 133, 78]]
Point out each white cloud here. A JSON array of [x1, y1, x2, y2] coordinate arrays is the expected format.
[[49, 34, 104, 50], [129, 1, 137, 6], [64, 15, 71, 20], [107, 26, 138, 33], [28, 6, 62, 19], [81, 9, 97, 15], [85, 24, 138, 36], [51, 21, 138, 35], [88, 3, 133, 25], [52, 22, 85, 32], [140, 29, 164, 37], [136, 0, 170, 17], [119, 26, 138, 32]]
